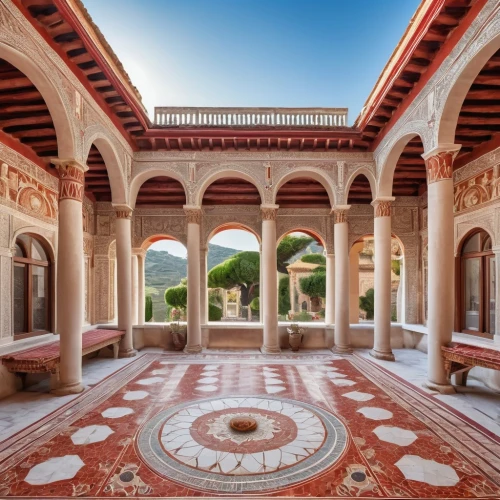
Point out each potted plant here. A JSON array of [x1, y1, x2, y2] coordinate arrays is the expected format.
[[170, 308, 187, 351], [287, 323, 304, 351]]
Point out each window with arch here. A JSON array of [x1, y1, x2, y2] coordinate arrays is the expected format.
[[460, 230, 495, 337], [13, 234, 51, 339]]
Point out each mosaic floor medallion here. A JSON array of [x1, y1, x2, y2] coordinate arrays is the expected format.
[[137, 396, 347, 493]]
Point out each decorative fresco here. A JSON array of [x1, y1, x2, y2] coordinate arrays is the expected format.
[[0, 162, 58, 221], [454, 164, 500, 213]]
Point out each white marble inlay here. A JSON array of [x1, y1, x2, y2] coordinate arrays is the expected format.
[[341, 391, 374, 402], [136, 377, 163, 385], [327, 372, 347, 379], [101, 407, 134, 419], [373, 426, 418, 446], [266, 385, 286, 394], [198, 377, 219, 384], [330, 379, 356, 386], [357, 407, 393, 420], [195, 385, 218, 392], [264, 379, 285, 385], [24, 455, 85, 485], [152, 368, 169, 375], [123, 391, 149, 401], [201, 370, 218, 377], [395, 455, 459, 486], [71, 425, 114, 445]]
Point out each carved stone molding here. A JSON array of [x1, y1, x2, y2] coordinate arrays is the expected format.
[[185, 207, 202, 225], [115, 208, 133, 219], [425, 150, 459, 184], [261, 206, 278, 221], [333, 208, 349, 224]]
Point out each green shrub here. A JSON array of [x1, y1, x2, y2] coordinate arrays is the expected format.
[[278, 276, 291, 315], [301, 254, 326, 265], [250, 297, 259, 311], [209, 303, 223, 321], [145, 296, 153, 322], [292, 311, 312, 322], [165, 283, 187, 309], [359, 288, 374, 320]]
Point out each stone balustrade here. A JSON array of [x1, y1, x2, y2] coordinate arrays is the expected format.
[[154, 107, 348, 127]]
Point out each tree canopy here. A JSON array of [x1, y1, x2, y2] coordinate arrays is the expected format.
[[301, 253, 326, 265], [277, 235, 314, 273], [359, 288, 375, 320], [299, 266, 326, 299], [278, 275, 291, 315], [164, 282, 188, 310]]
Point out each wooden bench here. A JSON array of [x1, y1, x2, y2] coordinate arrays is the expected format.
[[441, 342, 500, 386], [1, 329, 124, 388]]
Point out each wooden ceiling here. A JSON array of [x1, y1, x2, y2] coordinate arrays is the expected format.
[[202, 178, 260, 205], [360, 0, 475, 145], [135, 176, 186, 207], [347, 175, 373, 204], [394, 136, 427, 197], [84, 145, 110, 202], [0, 58, 58, 160], [276, 178, 330, 208], [19, 0, 145, 140]]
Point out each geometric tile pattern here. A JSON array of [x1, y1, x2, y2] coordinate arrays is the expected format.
[[395, 455, 460, 486]]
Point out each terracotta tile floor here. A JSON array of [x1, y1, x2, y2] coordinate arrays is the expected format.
[[0, 348, 499, 498]]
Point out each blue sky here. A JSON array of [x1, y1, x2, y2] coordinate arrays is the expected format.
[[83, 0, 420, 125]]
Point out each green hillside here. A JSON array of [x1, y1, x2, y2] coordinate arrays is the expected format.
[[145, 243, 239, 321]]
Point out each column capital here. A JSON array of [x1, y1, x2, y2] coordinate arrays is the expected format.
[[184, 205, 202, 224], [492, 246, 500, 255], [132, 248, 147, 258], [421, 144, 461, 184], [332, 205, 350, 224], [52, 158, 88, 203], [260, 204, 279, 221], [372, 197, 395, 218], [113, 204, 133, 219]]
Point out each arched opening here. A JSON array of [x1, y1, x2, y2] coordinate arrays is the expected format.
[[135, 176, 187, 207], [276, 178, 331, 208], [393, 136, 427, 197], [277, 230, 325, 322], [13, 233, 53, 340], [143, 237, 187, 322], [457, 229, 495, 338], [84, 144, 111, 201], [202, 178, 261, 205], [347, 174, 374, 204], [350, 235, 403, 324], [207, 226, 260, 322]]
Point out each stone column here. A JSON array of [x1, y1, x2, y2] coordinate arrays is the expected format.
[[422, 146, 460, 393], [325, 253, 335, 324], [349, 242, 364, 324], [200, 246, 208, 324], [259, 243, 263, 323], [131, 254, 139, 325], [493, 247, 500, 344], [261, 204, 280, 353], [333, 206, 352, 353], [114, 206, 136, 357], [371, 198, 395, 361], [136, 250, 146, 325], [184, 207, 202, 353], [52, 159, 87, 395]]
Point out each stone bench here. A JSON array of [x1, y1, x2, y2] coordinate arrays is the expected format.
[[441, 342, 500, 387], [1, 329, 124, 388]]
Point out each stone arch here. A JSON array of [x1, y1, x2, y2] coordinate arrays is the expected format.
[[206, 223, 262, 248], [455, 224, 495, 257], [0, 41, 75, 159], [130, 168, 188, 209], [436, 19, 500, 145], [196, 169, 265, 207], [377, 127, 428, 198], [273, 169, 335, 207], [345, 167, 377, 202], [83, 129, 128, 205], [276, 227, 327, 249], [140, 234, 187, 251], [11, 226, 56, 263]]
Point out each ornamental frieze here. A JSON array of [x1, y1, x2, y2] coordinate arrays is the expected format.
[[454, 165, 500, 213], [0, 162, 58, 221]]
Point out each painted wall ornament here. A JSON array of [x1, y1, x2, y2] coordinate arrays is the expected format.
[[425, 150, 459, 184], [54, 160, 87, 202], [373, 200, 392, 218]]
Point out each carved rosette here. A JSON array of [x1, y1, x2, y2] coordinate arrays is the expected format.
[[185, 208, 202, 225], [261, 207, 278, 221], [374, 200, 392, 218], [425, 151, 458, 184], [333, 209, 348, 224], [116, 208, 133, 220], [55, 161, 86, 203]]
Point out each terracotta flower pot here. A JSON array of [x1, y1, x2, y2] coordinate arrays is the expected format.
[[171, 325, 187, 351], [289, 333, 303, 351]]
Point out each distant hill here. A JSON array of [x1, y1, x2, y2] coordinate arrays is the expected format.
[[145, 243, 239, 321]]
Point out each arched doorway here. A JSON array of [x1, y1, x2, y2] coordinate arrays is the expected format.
[[13, 234, 52, 339], [459, 230, 495, 337]]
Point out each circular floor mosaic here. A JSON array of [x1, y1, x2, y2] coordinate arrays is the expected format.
[[137, 396, 347, 493]]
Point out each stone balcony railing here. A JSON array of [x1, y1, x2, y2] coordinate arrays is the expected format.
[[154, 107, 348, 127]]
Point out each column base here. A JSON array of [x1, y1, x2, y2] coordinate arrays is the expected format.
[[118, 348, 137, 358], [260, 345, 281, 355], [184, 345, 203, 354], [370, 349, 395, 361], [332, 345, 352, 354], [51, 382, 84, 396], [423, 380, 456, 394]]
